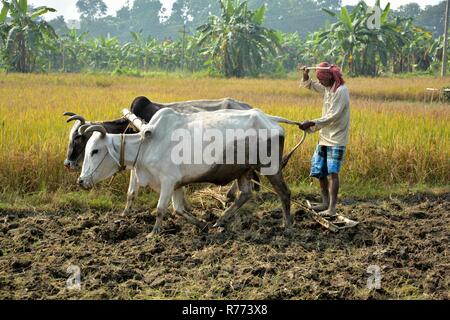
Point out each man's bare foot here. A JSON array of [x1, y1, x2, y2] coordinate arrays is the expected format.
[[313, 203, 329, 212], [307, 201, 329, 212], [318, 209, 337, 218], [121, 209, 130, 217]]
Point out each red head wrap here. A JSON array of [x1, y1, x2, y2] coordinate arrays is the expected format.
[[316, 62, 345, 93]]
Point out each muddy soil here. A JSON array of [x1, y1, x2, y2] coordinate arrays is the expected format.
[[0, 191, 448, 300]]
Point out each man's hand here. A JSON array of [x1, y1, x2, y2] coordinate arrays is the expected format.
[[299, 121, 315, 131], [298, 64, 309, 82]]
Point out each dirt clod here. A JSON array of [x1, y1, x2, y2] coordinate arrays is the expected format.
[[0, 192, 448, 299]]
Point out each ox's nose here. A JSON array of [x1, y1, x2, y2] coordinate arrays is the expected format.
[[65, 160, 80, 171], [78, 177, 92, 190], [64, 160, 71, 170]]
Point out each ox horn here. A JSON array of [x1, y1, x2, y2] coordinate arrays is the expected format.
[[84, 125, 107, 138], [78, 124, 91, 135], [63, 112, 77, 117], [67, 115, 86, 125]]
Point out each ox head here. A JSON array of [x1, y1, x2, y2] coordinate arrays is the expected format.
[[77, 125, 120, 190], [63, 112, 90, 170]]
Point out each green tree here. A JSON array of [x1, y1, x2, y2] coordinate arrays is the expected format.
[[166, 0, 221, 36], [76, 0, 107, 21], [395, 3, 421, 19], [247, 0, 340, 36], [130, 0, 166, 40], [48, 15, 69, 35], [197, 0, 281, 77], [415, 1, 447, 37], [0, 0, 56, 72]]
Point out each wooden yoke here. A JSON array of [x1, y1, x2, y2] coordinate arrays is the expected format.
[[122, 109, 145, 132], [122, 109, 152, 138]]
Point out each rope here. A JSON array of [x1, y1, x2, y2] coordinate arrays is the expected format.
[[108, 133, 144, 186], [119, 133, 126, 172], [107, 122, 133, 186]]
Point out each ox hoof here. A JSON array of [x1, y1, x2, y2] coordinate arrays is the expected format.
[[146, 231, 160, 240], [210, 226, 225, 234], [225, 197, 235, 205], [282, 219, 293, 229], [121, 210, 132, 217], [212, 221, 227, 233], [212, 220, 224, 229], [198, 222, 209, 232], [150, 225, 162, 235]]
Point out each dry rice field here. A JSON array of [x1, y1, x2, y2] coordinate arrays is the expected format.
[[0, 73, 448, 300]]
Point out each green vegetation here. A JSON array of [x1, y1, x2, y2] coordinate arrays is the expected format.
[[0, 0, 449, 77], [0, 0, 56, 72], [197, 0, 281, 77], [0, 73, 448, 206]]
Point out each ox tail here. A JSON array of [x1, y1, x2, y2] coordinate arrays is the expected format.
[[281, 131, 307, 169], [267, 116, 302, 126], [265, 114, 307, 169], [252, 171, 261, 192]]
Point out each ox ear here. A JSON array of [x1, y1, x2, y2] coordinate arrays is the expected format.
[[141, 125, 153, 139]]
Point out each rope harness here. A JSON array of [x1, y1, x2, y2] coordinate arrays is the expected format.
[[107, 123, 142, 185], [118, 132, 144, 171], [119, 133, 127, 172], [83, 150, 110, 183]]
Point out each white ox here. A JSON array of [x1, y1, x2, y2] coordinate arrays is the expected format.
[[78, 109, 293, 236]]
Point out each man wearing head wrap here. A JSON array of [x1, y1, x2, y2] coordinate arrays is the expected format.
[[298, 62, 350, 217]]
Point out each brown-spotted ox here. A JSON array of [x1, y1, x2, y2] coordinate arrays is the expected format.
[[77, 109, 294, 237]]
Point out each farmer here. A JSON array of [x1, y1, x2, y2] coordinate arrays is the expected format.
[[298, 62, 350, 217]]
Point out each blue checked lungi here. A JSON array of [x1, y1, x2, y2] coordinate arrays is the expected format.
[[310, 145, 346, 179]]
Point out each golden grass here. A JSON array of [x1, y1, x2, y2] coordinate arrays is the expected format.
[[0, 73, 449, 194]]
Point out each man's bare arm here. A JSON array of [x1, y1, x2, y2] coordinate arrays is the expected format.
[[298, 64, 325, 93]]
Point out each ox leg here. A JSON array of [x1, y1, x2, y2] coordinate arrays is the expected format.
[[182, 187, 193, 212], [148, 181, 174, 237], [226, 181, 238, 203], [122, 170, 139, 217], [213, 173, 253, 228], [225, 172, 260, 203], [266, 172, 292, 228], [172, 188, 207, 230]]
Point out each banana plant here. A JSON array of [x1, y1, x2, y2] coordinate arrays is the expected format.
[[197, 0, 281, 77], [125, 31, 158, 71], [0, 0, 56, 72], [58, 29, 88, 72], [319, 1, 402, 76], [85, 35, 122, 70]]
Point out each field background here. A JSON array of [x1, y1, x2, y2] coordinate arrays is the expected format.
[[0, 73, 449, 300], [0, 73, 448, 206]]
